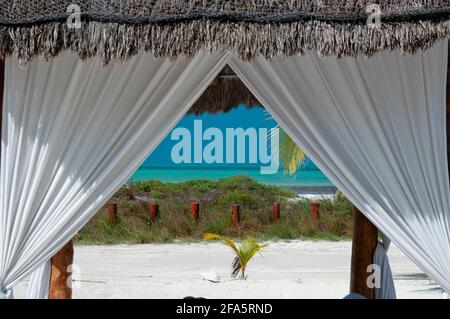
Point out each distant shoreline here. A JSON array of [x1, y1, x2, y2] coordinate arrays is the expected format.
[[131, 167, 334, 192], [286, 185, 337, 195]]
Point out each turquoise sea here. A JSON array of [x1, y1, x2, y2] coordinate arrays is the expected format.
[[131, 167, 334, 192], [130, 106, 335, 193]]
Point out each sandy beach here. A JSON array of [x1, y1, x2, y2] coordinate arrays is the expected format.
[[14, 241, 442, 299]]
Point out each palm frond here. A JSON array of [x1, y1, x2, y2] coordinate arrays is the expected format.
[[203, 233, 239, 254], [204, 233, 268, 279], [239, 238, 268, 266], [278, 128, 305, 175]]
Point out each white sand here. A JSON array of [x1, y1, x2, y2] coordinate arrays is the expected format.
[[14, 241, 443, 299]]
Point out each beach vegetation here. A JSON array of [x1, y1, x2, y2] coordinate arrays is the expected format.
[[75, 176, 353, 245]]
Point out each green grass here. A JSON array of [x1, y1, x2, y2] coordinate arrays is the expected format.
[[74, 175, 353, 245]]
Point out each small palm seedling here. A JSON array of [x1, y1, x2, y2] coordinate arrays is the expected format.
[[203, 233, 268, 280]]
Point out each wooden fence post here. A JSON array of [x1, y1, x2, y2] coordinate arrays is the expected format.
[[148, 203, 159, 222], [107, 202, 118, 224], [191, 202, 200, 222], [311, 201, 320, 223], [272, 202, 280, 223], [231, 204, 240, 226]]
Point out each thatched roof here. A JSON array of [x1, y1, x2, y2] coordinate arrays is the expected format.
[[0, 1, 449, 64], [188, 65, 261, 115]]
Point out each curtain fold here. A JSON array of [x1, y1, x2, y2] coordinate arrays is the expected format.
[[0, 51, 229, 298], [374, 234, 395, 299], [229, 40, 450, 296], [26, 260, 51, 299]]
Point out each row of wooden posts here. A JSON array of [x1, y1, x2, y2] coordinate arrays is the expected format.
[[106, 201, 322, 225]]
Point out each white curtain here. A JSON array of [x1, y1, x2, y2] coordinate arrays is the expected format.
[[230, 40, 450, 296], [374, 234, 395, 299], [26, 260, 51, 299], [0, 51, 229, 299]]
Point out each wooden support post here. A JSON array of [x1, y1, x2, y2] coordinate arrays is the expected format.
[[272, 202, 280, 223], [148, 203, 159, 222], [311, 201, 320, 223], [0, 58, 4, 134], [350, 207, 378, 299], [191, 202, 200, 222], [231, 204, 240, 226], [49, 240, 74, 299], [107, 202, 118, 224]]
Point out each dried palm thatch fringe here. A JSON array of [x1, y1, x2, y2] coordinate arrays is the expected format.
[[0, 1, 448, 63], [190, 64, 261, 114], [1, 19, 449, 64], [189, 75, 261, 114]]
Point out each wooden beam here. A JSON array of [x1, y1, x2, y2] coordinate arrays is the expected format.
[[350, 207, 378, 299], [49, 240, 74, 299]]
